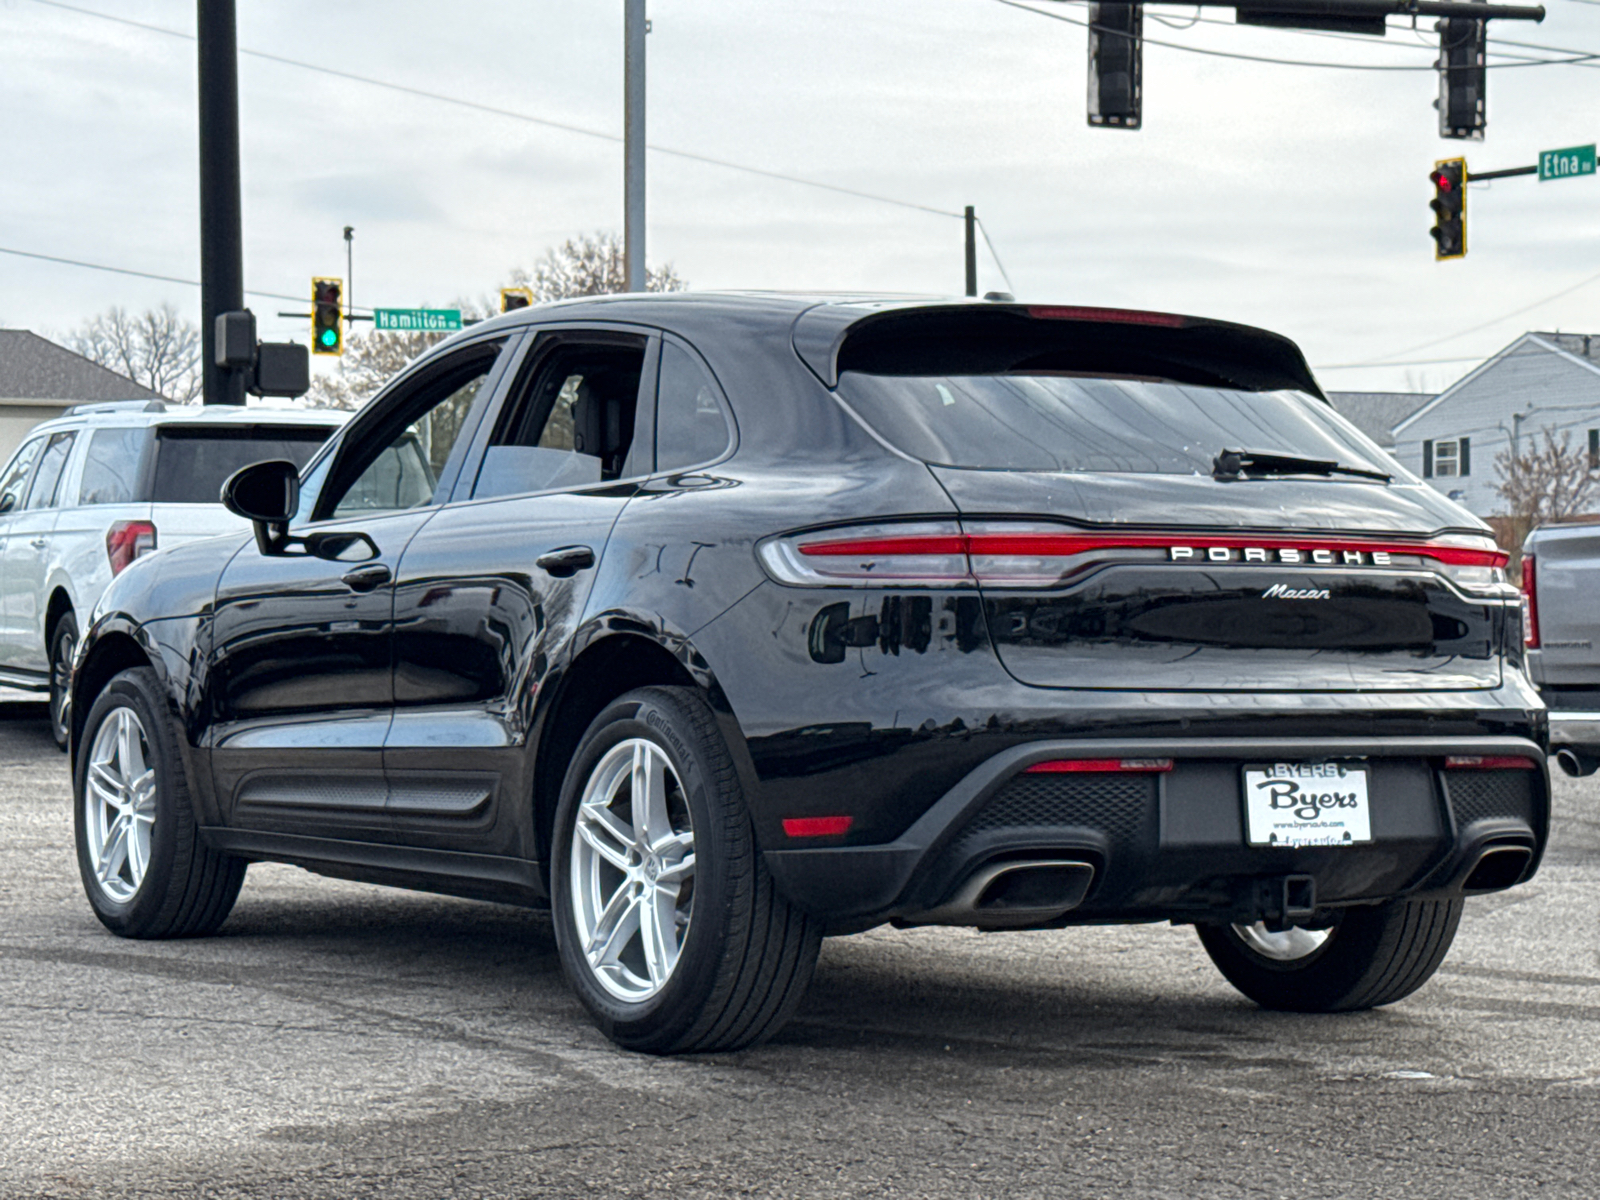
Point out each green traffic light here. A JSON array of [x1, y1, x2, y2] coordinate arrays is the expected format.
[[320, 329, 338, 347]]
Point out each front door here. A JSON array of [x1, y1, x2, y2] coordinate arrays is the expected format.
[[0, 434, 48, 676], [384, 329, 655, 857], [0, 429, 74, 674], [208, 337, 514, 841]]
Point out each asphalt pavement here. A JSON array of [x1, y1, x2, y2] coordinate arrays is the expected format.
[[2, 700, 1598, 1199]]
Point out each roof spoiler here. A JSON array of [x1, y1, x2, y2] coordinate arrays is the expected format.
[[792, 302, 1325, 400]]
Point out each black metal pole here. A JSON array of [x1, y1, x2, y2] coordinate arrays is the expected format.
[[198, 0, 245, 405], [964, 206, 978, 297], [1467, 164, 1538, 181]]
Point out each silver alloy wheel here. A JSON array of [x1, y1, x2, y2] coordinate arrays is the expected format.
[[1233, 922, 1332, 962], [569, 738, 696, 1002], [83, 706, 158, 903], [50, 627, 74, 742]]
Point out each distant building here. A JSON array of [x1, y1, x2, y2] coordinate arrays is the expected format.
[[1392, 333, 1600, 518], [0, 330, 163, 465], [1326, 391, 1433, 452]]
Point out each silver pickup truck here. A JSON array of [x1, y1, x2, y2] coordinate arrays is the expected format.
[[1523, 522, 1600, 776]]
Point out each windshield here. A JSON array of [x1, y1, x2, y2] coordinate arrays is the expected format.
[[838, 374, 1397, 478]]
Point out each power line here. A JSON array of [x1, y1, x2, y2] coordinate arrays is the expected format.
[[29, 0, 964, 220], [975, 219, 1017, 293], [1316, 354, 1490, 369], [0, 244, 369, 311], [993, 0, 1600, 69]]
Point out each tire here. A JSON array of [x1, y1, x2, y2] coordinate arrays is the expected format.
[[48, 611, 77, 752], [74, 666, 246, 939], [1196, 898, 1463, 1013], [552, 686, 822, 1054]]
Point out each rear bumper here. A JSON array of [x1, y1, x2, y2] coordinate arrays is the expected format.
[[762, 735, 1549, 932], [1548, 712, 1600, 755]]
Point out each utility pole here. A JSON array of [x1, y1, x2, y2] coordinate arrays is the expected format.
[[964, 207, 978, 297], [624, 0, 647, 293], [197, 0, 245, 405]]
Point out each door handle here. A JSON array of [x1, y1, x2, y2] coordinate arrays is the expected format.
[[536, 545, 596, 578], [29, 538, 46, 550], [340, 564, 392, 592]]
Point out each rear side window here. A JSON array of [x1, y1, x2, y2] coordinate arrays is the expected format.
[[837, 375, 1394, 478], [25, 432, 76, 509], [655, 341, 731, 471], [151, 425, 334, 505], [78, 427, 147, 505]]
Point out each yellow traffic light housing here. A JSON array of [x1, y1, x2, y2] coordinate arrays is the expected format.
[[311, 277, 344, 355], [1429, 159, 1467, 260], [500, 287, 533, 314]]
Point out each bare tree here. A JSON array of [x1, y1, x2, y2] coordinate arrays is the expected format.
[[308, 233, 685, 412], [1494, 428, 1598, 567], [65, 304, 202, 403], [510, 231, 685, 301]]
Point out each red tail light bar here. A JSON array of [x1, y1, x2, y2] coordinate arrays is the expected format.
[[758, 521, 1509, 591], [1026, 758, 1174, 773]]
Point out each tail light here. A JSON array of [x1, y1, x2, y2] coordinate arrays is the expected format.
[[1520, 554, 1539, 648], [107, 520, 157, 576], [757, 521, 1511, 592], [1445, 755, 1539, 770]]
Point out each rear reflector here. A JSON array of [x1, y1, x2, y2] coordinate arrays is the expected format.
[[782, 815, 854, 838], [1444, 756, 1539, 770], [1026, 758, 1174, 773]]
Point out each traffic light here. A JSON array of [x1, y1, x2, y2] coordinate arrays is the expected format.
[[1436, 18, 1487, 140], [1429, 158, 1467, 260], [500, 287, 533, 314], [1087, 3, 1142, 129], [311, 277, 343, 356]]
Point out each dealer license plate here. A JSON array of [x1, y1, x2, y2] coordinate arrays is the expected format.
[[1242, 763, 1372, 848]]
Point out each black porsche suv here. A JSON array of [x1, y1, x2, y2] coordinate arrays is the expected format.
[[69, 295, 1547, 1053]]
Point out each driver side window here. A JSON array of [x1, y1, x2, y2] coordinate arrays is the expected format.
[[322, 343, 504, 521]]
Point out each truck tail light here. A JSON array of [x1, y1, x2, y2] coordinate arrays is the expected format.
[[107, 520, 157, 576], [1520, 554, 1539, 648]]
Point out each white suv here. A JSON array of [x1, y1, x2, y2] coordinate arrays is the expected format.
[[0, 400, 348, 746]]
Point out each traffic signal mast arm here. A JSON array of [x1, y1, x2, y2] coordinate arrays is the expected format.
[[1113, 0, 1542, 19]]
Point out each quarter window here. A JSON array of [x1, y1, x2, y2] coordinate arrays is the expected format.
[[655, 341, 732, 471], [77, 427, 147, 505]]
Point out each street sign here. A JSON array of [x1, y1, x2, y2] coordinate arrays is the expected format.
[[1539, 144, 1596, 182], [374, 308, 462, 332]]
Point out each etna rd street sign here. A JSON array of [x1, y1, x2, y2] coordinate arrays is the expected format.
[[1539, 145, 1596, 182], [374, 308, 462, 332]]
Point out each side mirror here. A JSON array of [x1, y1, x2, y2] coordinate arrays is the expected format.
[[221, 459, 300, 555]]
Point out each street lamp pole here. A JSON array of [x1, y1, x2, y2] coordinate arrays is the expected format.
[[624, 0, 647, 293], [197, 0, 245, 405]]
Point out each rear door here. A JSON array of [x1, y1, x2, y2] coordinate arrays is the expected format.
[[209, 338, 513, 842], [383, 327, 657, 856]]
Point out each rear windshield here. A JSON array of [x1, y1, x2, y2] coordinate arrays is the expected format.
[[151, 425, 335, 504], [838, 375, 1395, 477]]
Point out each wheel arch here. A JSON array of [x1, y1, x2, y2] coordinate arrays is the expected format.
[[45, 586, 75, 650], [70, 621, 165, 757], [529, 626, 756, 881]]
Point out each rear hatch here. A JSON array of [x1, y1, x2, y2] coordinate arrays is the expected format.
[[818, 304, 1512, 693]]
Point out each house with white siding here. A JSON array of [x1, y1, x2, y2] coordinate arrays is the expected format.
[[1390, 332, 1600, 518]]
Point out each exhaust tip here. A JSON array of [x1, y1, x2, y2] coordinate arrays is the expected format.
[[1463, 844, 1534, 893], [1556, 748, 1599, 778], [908, 858, 1096, 926]]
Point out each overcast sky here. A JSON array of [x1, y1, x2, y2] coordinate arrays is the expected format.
[[4, 0, 1600, 393]]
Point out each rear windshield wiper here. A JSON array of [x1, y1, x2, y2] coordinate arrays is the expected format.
[[1212, 449, 1391, 483]]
